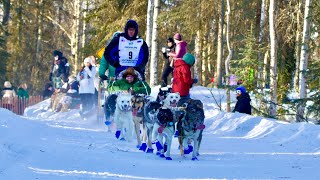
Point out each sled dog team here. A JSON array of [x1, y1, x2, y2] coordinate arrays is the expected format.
[[106, 87, 205, 161]]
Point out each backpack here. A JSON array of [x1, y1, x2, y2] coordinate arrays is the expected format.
[[182, 53, 195, 66]]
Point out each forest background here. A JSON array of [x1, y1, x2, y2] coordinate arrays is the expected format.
[[0, 0, 319, 122]]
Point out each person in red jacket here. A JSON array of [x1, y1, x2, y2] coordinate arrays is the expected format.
[[172, 53, 197, 98]]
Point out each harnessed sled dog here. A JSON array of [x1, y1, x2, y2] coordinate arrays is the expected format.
[[131, 94, 154, 148], [113, 92, 134, 141], [151, 92, 180, 160], [139, 87, 172, 153], [177, 99, 205, 160]]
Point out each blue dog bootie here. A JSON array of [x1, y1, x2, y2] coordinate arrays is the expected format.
[[146, 148, 154, 153], [155, 140, 163, 151], [139, 142, 147, 151], [115, 130, 121, 139], [104, 120, 112, 126], [174, 130, 179, 138]]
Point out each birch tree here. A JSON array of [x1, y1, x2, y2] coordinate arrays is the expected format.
[[146, 0, 154, 48], [36, 0, 44, 63], [258, 0, 267, 88], [225, 0, 232, 112], [269, 0, 277, 118], [215, 0, 224, 87], [297, 0, 312, 122], [150, 0, 159, 86], [293, 0, 304, 91]]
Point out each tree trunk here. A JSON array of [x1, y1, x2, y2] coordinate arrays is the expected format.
[[297, 0, 312, 122], [225, 0, 232, 112], [150, 0, 159, 86], [215, 0, 225, 87], [269, 0, 277, 118], [71, 0, 81, 73], [194, 30, 201, 81], [258, 0, 267, 88], [33, 0, 44, 88], [201, 28, 207, 85], [81, 0, 89, 61], [146, 0, 154, 48], [293, 0, 303, 91], [36, 0, 44, 64]]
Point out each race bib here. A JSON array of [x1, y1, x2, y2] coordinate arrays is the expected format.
[[118, 36, 143, 66]]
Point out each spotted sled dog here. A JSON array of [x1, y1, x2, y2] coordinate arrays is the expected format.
[[177, 99, 205, 160]]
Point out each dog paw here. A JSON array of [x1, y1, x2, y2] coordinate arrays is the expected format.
[[139, 143, 147, 151], [156, 151, 161, 156], [165, 157, 172, 160], [146, 148, 154, 153], [191, 157, 198, 161], [119, 138, 125, 141], [160, 154, 165, 158]]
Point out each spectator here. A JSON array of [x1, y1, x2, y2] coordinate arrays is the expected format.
[[1, 81, 16, 111], [43, 83, 54, 99], [168, 33, 187, 67], [77, 57, 97, 115], [172, 53, 197, 98], [50, 50, 70, 89], [160, 37, 176, 87], [67, 75, 79, 96], [103, 20, 149, 80], [233, 86, 252, 115], [17, 83, 29, 99]]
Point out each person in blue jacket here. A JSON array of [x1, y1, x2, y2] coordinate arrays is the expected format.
[[103, 20, 149, 80], [233, 86, 252, 115]]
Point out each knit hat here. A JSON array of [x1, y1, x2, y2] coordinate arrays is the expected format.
[[84, 57, 91, 64], [236, 86, 246, 94], [122, 67, 137, 79], [173, 33, 182, 41], [182, 53, 195, 66], [4, 81, 12, 88]]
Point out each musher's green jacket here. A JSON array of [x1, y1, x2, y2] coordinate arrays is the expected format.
[[107, 78, 151, 95]]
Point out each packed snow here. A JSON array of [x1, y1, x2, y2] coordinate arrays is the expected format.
[[1, 86, 319, 180]]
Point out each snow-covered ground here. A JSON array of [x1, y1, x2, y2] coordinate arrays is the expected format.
[[1, 86, 319, 180]]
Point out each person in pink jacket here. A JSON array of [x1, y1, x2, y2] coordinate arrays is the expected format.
[[168, 33, 187, 64]]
